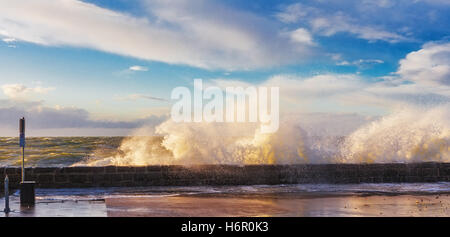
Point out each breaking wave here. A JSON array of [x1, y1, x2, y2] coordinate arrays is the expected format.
[[77, 104, 449, 166], [340, 105, 449, 163]]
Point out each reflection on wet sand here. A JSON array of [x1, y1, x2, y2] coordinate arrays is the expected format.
[[106, 194, 450, 217], [2, 184, 450, 217]]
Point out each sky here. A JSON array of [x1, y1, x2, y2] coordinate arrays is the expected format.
[[0, 0, 449, 136]]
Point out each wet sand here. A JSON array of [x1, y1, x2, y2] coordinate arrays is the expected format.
[[2, 184, 450, 217], [105, 194, 450, 217], [1, 198, 106, 217]]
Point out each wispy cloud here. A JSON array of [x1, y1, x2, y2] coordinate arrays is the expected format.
[[2, 38, 16, 43], [120, 93, 168, 102], [275, 3, 315, 24], [336, 59, 384, 67], [2, 37, 17, 48], [310, 14, 407, 43], [276, 2, 409, 43], [129, 65, 148, 72]]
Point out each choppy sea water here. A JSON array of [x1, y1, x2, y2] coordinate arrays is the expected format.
[[1, 131, 448, 167], [0, 137, 123, 167]]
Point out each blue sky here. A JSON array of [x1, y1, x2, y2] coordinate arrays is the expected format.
[[0, 0, 449, 136]]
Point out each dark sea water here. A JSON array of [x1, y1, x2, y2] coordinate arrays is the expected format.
[[0, 137, 124, 167]]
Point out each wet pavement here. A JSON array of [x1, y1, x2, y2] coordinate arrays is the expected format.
[[0, 194, 106, 217], [1, 184, 450, 217]]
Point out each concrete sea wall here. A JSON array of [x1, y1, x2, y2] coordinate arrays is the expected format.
[[1, 163, 450, 189]]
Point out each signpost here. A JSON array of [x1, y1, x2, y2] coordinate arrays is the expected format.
[[20, 117, 25, 181], [19, 117, 35, 206]]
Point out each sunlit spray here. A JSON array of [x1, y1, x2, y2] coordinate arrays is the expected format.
[[76, 103, 449, 166], [171, 79, 279, 133]]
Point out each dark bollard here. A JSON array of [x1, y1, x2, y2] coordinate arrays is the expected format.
[[20, 181, 36, 206], [4, 175, 10, 214]]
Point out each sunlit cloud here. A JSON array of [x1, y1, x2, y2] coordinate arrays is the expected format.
[[1, 83, 54, 100], [0, 0, 314, 70], [397, 41, 450, 86]]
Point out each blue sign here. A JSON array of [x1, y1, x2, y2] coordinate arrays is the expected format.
[[19, 133, 25, 147]]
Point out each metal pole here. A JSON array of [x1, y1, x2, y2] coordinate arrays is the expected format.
[[22, 147, 25, 182], [20, 117, 25, 182], [4, 175, 10, 214], [18, 117, 34, 206]]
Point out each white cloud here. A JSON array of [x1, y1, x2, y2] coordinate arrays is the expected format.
[[397, 42, 450, 86], [276, 3, 408, 43], [209, 68, 449, 116], [209, 74, 375, 115], [2, 37, 15, 43], [1, 84, 54, 100], [290, 28, 314, 45], [0, 0, 313, 70], [129, 65, 148, 72]]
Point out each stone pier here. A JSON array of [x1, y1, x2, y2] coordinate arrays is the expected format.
[[1, 163, 450, 189]]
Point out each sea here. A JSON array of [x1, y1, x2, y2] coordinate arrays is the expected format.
[[0, 137, 123, 167]]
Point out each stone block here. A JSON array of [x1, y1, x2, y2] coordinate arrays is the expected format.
[[37, 174, 55, 183]]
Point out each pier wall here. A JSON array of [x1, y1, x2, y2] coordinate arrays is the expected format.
[[2, 163, 450, 189]]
